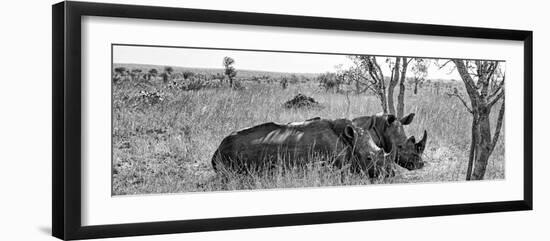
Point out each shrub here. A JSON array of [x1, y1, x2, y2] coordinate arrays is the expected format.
[[317, 72, 341, 92]]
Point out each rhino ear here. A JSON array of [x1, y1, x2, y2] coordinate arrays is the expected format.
[[343, 126, 355, 143], [331, 119, 355, 144], [400, 113, 415, 125], [386, 115, 397, 125]]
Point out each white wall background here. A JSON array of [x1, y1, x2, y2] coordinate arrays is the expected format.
[[0, 0, 546, 240]]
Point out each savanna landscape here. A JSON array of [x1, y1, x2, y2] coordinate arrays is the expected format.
[[112, 47, 505, 195]]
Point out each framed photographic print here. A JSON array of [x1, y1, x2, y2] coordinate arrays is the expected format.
[[52, 1, 533, 240]]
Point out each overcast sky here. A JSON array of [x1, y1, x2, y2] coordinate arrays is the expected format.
[[113, 45, 461, 80]]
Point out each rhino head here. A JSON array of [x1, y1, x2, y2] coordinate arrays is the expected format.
[[352, 113, 427, 171], [331, 118, 397, 177]]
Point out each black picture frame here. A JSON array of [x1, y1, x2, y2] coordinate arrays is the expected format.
[[52, 1, 533, 240]]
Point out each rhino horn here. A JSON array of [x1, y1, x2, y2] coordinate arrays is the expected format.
[[416, 130, 427, 153]]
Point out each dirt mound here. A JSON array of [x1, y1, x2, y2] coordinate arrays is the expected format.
[[283, 94, 322, 109]]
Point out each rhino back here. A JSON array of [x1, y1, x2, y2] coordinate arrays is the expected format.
[[213, 120, 349, 172]]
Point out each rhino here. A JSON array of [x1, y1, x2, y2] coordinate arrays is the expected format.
[[352, 113, 427, 171], [211, 117, 396, 177]]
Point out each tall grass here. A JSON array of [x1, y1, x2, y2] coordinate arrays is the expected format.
[[112, 80, 504, 195]]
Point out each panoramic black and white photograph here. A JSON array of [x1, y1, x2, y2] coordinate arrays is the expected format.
[[111, 45, 506, 195]]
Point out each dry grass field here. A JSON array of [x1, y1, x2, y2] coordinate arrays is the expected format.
[[112, 66, 504, 195]]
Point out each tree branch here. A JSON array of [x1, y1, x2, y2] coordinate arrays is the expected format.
[[367, 69, 379, 85], [438, 60, 452, 69], [488, 79, 505, 99], [481, 62, 498, 98], [488, 89, 504, 108], [447, 88, 473, 114], [453, 59, 481, 106], [400, 57, 409, 85], [360, 79, 378, 94], [372, 57, 385, 81], [351, 62, 380, 95]]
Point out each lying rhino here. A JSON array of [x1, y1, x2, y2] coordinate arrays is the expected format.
[[352, 113, 427, 171], [211, 117, 396, 177]]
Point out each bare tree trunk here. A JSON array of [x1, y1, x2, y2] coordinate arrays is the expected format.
[[465, 116, 476, 180], [471, 110, 492, 180], [463, 101, 502, 180], [466, 111, 481, 180], [397, 57, 408, 118], [378, 92, 388, 114], [387, 57, 400, 115], [387, 86, 395, 115], [414, 82, 418, 94]]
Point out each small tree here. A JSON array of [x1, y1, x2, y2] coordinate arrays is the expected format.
[[162, 66, 174, 83], [348, 56, 412, 117], [343, 65, 369, 94], [410, 59, 429, 95], [130, 69, 142, 81], [347, 56, 387, 109], [280, 77, 288, 89], [114, 67, 127, 76], [449, 59, 505, 180], [113, 67, 127, 83], [182, 71, 195, 80], [148, 68, 158, 81], [223, 57, 237, 87], [318, 72, 340, 92]]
